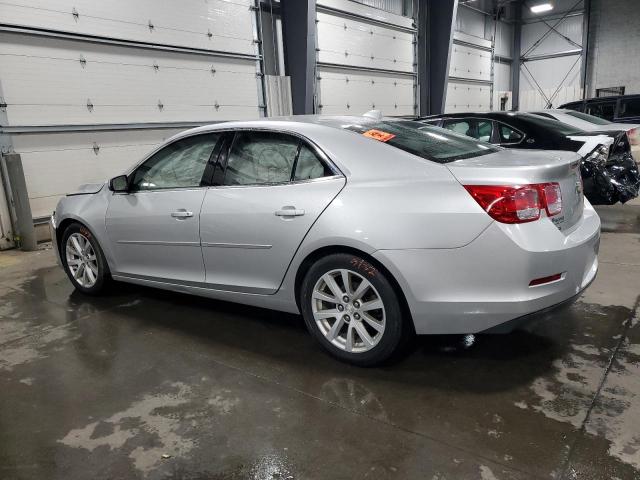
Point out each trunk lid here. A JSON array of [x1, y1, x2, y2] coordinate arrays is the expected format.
[[447, 149, 584, 232]]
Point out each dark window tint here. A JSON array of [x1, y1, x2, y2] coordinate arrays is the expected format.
[[443, 119, 472, 137], [224, 132, 299, 185], [586, 102, 616, 121], [497, 123, 523, 143], [131, 134, 220, 191], [518, 113, 585, 135], [345, 120, 500, 163], [293, 144, 331, 181], [477, 121, 492, 142], [564, 110, 612, 125], [619, 98, 640, 118]]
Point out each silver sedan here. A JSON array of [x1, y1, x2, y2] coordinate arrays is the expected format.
[[51, 116, 600, 365]]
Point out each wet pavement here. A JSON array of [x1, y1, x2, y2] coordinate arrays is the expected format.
[[1, 204, 639, 480]]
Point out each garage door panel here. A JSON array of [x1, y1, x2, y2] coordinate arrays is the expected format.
[[13, 128, 185, 218], [317, 11, 414, 73], [0, 0, 255, 55], [445, 82, 491, 113], [0, 33, 260, 125], [318, 68, 414, 116], [449, 44, 491, 82]]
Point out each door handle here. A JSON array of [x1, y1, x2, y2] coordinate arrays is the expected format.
[[171, 210, 194, 219], [275, 206, 305, 217]]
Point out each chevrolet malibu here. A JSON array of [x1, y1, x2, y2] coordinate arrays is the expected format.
[[51, 117, 600, 366]]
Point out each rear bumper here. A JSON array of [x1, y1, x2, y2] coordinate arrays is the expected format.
[[374, 203, 600, 335]]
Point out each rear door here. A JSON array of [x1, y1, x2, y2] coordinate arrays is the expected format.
[[200, 130, 345, 294]]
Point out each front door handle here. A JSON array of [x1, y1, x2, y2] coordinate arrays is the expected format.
[[275, 206, 305, 217], [171, 210, 194, 219]]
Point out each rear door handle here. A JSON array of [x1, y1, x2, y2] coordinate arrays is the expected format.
[[275, 206, 305, 217], [171, 210, 194, 219]]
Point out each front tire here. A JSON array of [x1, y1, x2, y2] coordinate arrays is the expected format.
[[300, 253, 406, 366], [61, 223, 111, 295]]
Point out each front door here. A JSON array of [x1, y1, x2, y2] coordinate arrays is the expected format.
[[106, 132, 222, 283], [200, 130, 345, 294]]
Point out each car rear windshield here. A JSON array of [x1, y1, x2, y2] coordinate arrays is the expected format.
[[342, 120, 500, 163], [564, 110, 612, 125], [518, 113, 586, 136]]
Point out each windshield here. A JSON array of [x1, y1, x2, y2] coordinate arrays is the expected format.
[[342, 120, 500, 163], [564, 110, 612, 125], [519, 113, 587, 135]]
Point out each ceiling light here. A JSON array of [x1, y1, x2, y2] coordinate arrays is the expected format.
[[530, 3, 553, 13]]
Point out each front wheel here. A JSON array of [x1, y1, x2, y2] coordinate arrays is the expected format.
[[61, 223, 111, 295], [300, 253, 407, 366]]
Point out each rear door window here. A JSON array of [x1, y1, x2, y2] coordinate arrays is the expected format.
[[497, 123, 523, 143], [619, 98, 640, 119], [477, 121, 493, 142]]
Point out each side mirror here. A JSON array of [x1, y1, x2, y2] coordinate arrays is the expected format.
[[109, 175, 129, 192]]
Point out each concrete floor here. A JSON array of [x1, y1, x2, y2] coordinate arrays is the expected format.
[[1, 204, 639, 480]]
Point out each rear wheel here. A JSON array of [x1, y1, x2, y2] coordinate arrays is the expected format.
[[300, 253, 406, 366], [61, 223, 111, 295]]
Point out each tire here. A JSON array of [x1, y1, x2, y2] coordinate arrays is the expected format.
[[300, 253, 407, 366], [61, 222, 112, 295]]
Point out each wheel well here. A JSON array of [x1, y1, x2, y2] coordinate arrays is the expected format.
[[55, 218, 88, 257], [294, 246, 414, 332]]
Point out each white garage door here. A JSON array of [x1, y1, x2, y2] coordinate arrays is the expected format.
[[315, 0, 416, 116], [446, 32, 492, 113], [0, 0, 262, 220]]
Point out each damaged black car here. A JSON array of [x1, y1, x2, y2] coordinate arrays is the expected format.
[[416, 112, 640, 205]]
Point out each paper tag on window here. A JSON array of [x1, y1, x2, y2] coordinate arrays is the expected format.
[[362, 129, 396, 142]]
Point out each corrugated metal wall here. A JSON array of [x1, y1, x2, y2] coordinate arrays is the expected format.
[[587, 0, 640, 96]]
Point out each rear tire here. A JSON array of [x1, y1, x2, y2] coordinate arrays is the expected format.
[[61, 223, 112, 295], [300, 253, 406, 366]]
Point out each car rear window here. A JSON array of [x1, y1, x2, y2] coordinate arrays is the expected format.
[[565, 110, 612, 125], [342, 120, 500, 163], [518, 113, 586, 136]]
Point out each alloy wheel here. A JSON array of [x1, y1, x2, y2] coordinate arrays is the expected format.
[[311, 269, 386, 353], [65, 232, 99, 288]]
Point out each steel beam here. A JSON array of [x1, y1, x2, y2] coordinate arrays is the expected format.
[[522, 49, 582, 62], [580, 0, 591, 98], [280, 0, 316, 114], [1, 154, 36, 251], [417, 0, 459, 115], [511, 2, 522, 111]]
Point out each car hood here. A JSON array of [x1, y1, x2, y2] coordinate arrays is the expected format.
[[67, 182, 105, 196]]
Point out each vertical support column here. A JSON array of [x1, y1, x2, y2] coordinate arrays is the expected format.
[[580, 0, 591, 98], [280, 0, 316, 114], [417, 0, 458, 116], [511, 2, 522, 111], [1, 153, 36, 251]]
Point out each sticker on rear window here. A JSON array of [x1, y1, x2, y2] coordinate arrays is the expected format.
[[362, 129, 396, 142]]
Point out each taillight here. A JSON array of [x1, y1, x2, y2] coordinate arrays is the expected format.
[[541, 183, 562, 216], [628, 128, 639, 146], [464, 182, 562, 224]]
